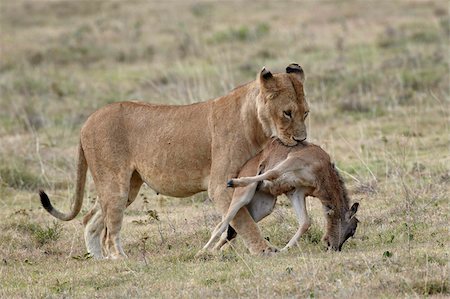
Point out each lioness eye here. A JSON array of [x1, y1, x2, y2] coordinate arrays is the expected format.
[[304, 111, 309, 119], [283, 111, 292, 119]]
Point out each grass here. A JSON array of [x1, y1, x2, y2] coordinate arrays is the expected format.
[[0, 0, 448, 298]]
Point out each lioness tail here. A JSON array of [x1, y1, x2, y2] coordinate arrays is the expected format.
[[39, 142, 88, 221]]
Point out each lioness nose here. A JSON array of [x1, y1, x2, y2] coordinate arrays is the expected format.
[[293, 137, 306, 142]]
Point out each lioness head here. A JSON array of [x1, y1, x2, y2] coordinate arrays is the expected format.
[[257, 63, 309, 146]]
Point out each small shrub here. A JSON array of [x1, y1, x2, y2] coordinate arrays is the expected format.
[[338, 99, 371, 114], [0, 162, 44, 191], [382, 250, 393, 258], [16, 221, 62, 246], [304, 225, 323, 245], [34, 221, 62, 246]]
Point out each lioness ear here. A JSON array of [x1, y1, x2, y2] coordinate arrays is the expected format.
[[345, 202, 359, 221], [286, 63, 305, 83], [259, 66, 273, 79], [258, 67, 276, 96], [260, 66, 273, 80]]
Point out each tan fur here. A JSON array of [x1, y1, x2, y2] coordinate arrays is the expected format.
[[205, 139, 359, 252], [39, 64, 309, 259]]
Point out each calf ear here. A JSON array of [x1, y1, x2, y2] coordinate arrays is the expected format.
[[345, 202, 359, 221], [286, 63, 305, 83]]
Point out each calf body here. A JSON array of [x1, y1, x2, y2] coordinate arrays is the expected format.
[[205, 139, 359, 252]]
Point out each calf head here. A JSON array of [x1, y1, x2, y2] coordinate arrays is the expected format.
[[323, 202, 359, 251]]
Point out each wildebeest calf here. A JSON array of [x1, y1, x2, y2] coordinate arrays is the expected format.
[[204, 139, 359, 252]]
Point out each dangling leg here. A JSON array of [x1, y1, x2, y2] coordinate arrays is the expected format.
[[203, 182, 258, 251], [212, 226, 237, 251], [212, 190, 276, 251], [208, 183, 276, 255], [282, 189, 310, 251], [228, 156, 301, 187]]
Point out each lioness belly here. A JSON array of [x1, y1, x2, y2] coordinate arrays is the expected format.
[[82, 101, 212, 198], [136, 156, 210, 198]]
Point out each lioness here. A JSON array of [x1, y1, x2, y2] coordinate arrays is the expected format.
[[39, 63, 309, 259], [204, 139, 359, 252]]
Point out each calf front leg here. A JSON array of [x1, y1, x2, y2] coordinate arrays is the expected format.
[[209, 183, 277, 255], [211, 226, 237, 251], [212, 191, 276, 251], [203, 182, 258, 251], [282, 189, 311, 251]]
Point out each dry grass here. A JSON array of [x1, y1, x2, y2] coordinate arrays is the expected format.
[[0, 1, 448, 298]]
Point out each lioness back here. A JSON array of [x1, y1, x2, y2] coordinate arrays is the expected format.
[[81, 101, 213, 197]]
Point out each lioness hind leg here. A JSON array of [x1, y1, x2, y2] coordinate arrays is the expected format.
[[83, 171, 142, 259], [93, 170, 139, 259], [99, 190, 128, 259]]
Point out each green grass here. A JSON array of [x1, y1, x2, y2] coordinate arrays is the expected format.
[[0, 0, 448, 298]]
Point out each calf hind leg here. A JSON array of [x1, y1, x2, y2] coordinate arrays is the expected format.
[[229, 156, 300, 188]]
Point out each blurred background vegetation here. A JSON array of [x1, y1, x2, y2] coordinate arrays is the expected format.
[[0, 1, 448, 297], [0, 1, 448, 192]]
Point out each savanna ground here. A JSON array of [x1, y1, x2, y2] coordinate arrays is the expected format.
[[0, 1, 449, 298]]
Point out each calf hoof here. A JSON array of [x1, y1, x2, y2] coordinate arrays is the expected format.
[[109, 252, 128, 260], [227, 180, 234, 188], [280, 245, 294, 253], [195, 249, 215, 261], [260, 246, 279, 256]]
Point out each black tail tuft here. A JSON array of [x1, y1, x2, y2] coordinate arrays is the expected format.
[[39, 190, 53, 212], [227, 180, 234, 188]]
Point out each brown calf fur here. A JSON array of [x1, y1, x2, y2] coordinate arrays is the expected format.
[[204, 139, 359, 252]]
